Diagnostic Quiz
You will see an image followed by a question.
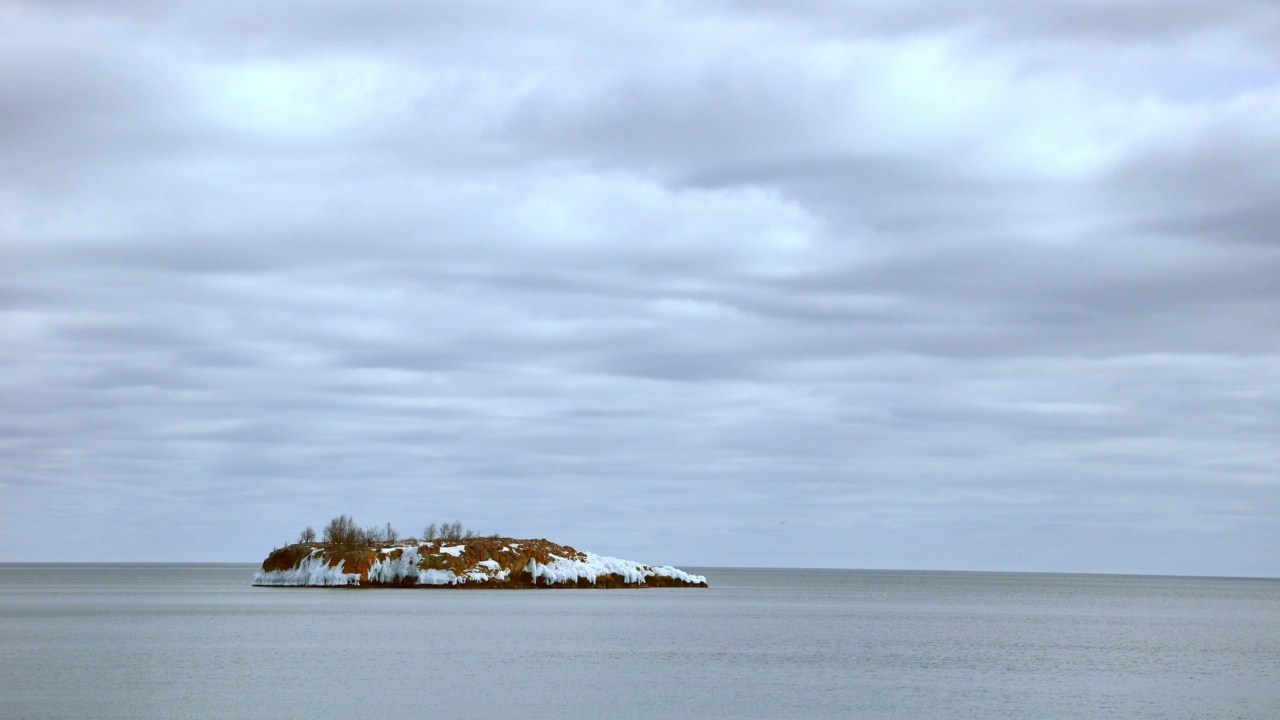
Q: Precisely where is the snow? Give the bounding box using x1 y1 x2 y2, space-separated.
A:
439 544 466 557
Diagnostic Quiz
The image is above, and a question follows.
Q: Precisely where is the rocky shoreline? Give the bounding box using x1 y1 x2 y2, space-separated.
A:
253 536 708 588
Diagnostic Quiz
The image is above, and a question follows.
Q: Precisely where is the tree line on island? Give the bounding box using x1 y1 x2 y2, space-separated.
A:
295 515 499 549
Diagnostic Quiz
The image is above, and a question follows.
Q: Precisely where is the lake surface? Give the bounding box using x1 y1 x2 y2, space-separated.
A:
2 565 1277 719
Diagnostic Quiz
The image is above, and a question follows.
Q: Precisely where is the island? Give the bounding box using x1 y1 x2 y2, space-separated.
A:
253 533 708 589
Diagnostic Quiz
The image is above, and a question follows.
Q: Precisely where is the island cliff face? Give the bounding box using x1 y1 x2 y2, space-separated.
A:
253 536 708 588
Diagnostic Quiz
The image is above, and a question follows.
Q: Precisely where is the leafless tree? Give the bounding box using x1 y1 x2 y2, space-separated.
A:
298 526 316 543
384 522 398 542
422 523 438 540
323 515 360 547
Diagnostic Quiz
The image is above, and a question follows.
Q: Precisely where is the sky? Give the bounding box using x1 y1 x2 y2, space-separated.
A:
2 1 1278 576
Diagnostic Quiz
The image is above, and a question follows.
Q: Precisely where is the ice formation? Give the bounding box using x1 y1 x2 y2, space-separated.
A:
250 552 362 586
524 553 706 586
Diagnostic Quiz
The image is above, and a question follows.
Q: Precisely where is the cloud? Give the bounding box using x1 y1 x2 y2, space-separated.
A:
1 0 1277 575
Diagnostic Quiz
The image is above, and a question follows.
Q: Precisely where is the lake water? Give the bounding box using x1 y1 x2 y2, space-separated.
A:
2 564 1277 719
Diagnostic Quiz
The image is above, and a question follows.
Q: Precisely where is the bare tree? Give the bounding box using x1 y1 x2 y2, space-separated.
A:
422 523 438 540
384 522 398 542
363 524 384 545
323 515 359 547
298 526 316 543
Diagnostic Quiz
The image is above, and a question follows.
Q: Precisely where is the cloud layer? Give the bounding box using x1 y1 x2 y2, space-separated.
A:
2 0 1278 574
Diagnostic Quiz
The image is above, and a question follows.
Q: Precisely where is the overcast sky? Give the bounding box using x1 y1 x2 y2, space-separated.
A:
2 1 1278 575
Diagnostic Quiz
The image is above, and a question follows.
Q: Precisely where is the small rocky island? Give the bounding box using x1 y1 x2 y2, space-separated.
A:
253 517 707 588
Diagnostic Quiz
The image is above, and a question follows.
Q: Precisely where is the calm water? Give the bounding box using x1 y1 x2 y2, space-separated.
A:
2 565 1277 719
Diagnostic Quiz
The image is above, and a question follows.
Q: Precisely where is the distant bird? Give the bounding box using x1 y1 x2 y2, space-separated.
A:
779 520 788 525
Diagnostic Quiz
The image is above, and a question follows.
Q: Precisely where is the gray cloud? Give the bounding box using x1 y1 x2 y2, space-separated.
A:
1 0 1277 576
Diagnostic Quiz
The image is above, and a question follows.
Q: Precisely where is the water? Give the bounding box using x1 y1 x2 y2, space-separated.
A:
2 565 1277 719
